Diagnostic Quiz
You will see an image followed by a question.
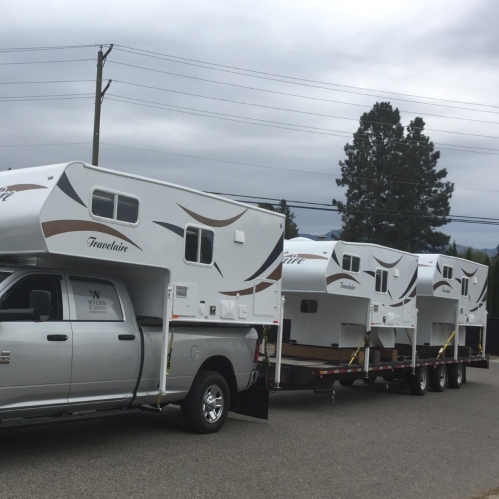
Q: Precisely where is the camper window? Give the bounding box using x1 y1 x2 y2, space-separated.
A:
342 254 360 273
70 277 123 321
300 300 318 313
92 190 139 224
443 265 453 279
375 269 388 293
185 226 214 265
461 277 469 297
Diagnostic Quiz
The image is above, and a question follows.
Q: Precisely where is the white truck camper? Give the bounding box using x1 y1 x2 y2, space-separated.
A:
396 254 488 351
0 161 284 433
257 238 489 397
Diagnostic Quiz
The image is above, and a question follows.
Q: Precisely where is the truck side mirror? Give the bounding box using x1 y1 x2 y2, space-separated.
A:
29 290 52 322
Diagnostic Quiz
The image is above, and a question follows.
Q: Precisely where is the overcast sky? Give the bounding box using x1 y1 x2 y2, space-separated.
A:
2 0 499 250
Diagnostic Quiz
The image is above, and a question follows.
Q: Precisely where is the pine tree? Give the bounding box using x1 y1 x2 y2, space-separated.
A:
334 102 454 252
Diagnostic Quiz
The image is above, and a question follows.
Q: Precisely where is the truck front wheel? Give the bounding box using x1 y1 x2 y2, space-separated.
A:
181 370 230 434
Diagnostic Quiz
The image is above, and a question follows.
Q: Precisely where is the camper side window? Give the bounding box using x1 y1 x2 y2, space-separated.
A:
375 269 388 293
300 300 318 313
92 190 139 224
342 254 360 273
185 226 214 265
443 265 453 279
461 277 469 297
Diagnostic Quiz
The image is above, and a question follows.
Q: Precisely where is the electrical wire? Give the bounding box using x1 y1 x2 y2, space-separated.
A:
0 44 107 53
114 46 499 112
112 82 499 139
0 59 95 66
106 95 499 155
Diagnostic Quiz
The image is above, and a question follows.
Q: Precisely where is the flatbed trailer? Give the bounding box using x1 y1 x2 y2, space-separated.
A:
258 351 489 396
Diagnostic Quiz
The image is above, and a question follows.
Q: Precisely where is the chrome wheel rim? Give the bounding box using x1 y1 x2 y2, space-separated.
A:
456 366 463 384
420 369 428 389
202 384 224 424
438 368 446 387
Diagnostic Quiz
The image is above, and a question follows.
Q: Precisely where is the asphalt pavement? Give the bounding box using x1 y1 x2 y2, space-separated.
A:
1 362 498 499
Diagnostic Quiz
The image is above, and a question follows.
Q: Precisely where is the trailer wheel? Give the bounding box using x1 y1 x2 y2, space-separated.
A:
448 363 464 389
362 376 377 384
409 366 429 396
181 370 229 434
339 379 355 387
429 364 447 392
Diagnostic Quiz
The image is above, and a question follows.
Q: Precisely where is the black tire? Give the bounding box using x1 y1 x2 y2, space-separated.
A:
409 366 429 396
448 363 464 389
339 379 355 387
383 375 395 382
362 376 377 384
429 364 448 392
181 370 230 434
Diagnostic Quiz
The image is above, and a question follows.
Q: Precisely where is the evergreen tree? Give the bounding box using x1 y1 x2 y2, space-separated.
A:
259 200 299 239
334 102 454 252
445 241 458 256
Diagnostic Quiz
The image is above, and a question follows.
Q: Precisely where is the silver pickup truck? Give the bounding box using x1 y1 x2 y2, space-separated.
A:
0 266 266 433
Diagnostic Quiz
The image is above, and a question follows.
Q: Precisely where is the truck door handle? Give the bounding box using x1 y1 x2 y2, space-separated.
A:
47 334 68 341
118 334 136 341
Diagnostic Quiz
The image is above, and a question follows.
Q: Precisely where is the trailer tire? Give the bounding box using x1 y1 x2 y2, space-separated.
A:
448 363 464 389
181 370 230 434
409 366 429 396
362 376 377 384
429 364 447 392
339 379 355 387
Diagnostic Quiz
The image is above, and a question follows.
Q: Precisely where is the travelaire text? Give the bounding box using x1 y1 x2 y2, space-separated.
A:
87 237 128 252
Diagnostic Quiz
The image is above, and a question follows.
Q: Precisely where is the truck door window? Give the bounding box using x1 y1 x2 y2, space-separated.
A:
0 274 63 320
70 277 124 321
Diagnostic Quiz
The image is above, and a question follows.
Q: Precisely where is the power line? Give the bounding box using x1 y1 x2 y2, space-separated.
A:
0 141 91 148
99 142 499 193
0 44 107 53
0 79 94 85
113 80 499 139
114 46 499 112
106 94 499 155
108 61 499 118
0 59 95 66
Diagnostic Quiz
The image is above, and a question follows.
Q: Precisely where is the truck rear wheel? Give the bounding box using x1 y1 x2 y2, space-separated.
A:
181 370 230 434
429 365 447 392
448 363 464 389
409 366 428 396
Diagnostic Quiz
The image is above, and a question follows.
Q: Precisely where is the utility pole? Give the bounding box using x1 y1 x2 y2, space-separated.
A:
92 44 113 166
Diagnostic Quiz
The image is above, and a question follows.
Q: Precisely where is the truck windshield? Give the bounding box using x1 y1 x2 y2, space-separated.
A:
0 271 13 285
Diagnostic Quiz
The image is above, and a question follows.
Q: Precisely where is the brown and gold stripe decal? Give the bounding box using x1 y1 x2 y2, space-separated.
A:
326 273 360 285
7 183 47 192
433 280 452 291
373 255 403 268
220 265 282 296
57 172 86 208
42 220 142 250
398 268 418 299
292 253 328 260
469 303 484 312
462 268 478 278
178 204 247 227
245 235 284 281
390 298 413 308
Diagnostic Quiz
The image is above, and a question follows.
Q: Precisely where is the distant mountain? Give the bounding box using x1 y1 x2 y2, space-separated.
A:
297 231 498 257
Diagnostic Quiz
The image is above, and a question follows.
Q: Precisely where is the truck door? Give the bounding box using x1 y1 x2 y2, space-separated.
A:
0 273 72 410
67 276 140 404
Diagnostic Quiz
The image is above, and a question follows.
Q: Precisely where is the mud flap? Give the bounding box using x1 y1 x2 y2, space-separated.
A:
235 387 269 420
